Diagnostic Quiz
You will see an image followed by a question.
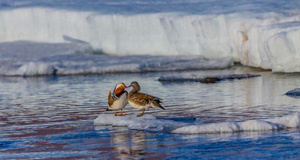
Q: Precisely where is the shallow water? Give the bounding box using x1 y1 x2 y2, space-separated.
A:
1 65 300 159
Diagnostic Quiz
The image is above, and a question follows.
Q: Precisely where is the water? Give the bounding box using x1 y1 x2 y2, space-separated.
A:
1 65 300 159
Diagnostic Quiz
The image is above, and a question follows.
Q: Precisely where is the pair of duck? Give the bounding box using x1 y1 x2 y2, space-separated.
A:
107 81 165 117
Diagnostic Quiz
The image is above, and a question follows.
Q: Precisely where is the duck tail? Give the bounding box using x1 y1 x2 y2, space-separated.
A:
150 100 165 110
107 91 113 111
108 91 112 101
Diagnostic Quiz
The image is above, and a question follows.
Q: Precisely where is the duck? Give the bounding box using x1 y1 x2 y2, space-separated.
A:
107 83 128 116
128 81 165 117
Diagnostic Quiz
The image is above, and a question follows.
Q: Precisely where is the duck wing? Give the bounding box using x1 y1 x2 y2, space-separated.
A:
131 93 165 110
129 93 148 105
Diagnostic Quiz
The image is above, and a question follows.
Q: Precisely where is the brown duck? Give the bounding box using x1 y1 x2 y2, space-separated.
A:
107 83 128 116
128 81 165 117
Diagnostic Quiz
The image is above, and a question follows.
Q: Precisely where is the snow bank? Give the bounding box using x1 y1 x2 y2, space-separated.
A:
94 113 300 134
1 2 300 72
1 1 300 72
247 21 300 72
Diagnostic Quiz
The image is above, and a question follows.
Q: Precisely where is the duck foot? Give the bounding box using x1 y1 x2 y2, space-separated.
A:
137 109 145 117
114 109 120 116
120 109 126 116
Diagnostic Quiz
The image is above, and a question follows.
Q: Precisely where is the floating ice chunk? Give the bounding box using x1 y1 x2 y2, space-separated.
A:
158 74 260 83
239 120 283 132
171 122 240 134
285 88 300 97
94 113 299 134
171 120 283 134
266 113 300 128
94 114 183 132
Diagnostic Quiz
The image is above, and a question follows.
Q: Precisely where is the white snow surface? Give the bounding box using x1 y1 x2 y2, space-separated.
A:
0 1 300 72
0 41 233 76
94 113 300 134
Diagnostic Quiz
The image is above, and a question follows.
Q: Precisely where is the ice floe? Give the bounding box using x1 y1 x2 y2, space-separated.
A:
265 113 300 128
0 41 233 76
94 113 300 134
158 74 261 83
94 114 183 132
94 114 156 127
172 120 283 134
284 88 300 97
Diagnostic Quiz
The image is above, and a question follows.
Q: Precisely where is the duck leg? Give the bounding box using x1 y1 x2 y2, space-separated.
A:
114 109 120 116
120 109 126 116
137 109 145 117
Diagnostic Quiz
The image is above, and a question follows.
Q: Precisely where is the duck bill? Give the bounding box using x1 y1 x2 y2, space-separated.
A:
124 85 130 88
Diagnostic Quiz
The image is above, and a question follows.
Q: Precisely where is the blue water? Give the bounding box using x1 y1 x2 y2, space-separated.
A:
1 65 300 159
2 0 299 15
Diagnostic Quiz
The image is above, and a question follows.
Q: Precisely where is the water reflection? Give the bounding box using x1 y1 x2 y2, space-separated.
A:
111 131 147 159
179 130 281 142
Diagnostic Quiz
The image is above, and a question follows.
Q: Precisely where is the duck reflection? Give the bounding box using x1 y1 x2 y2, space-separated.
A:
111 130 149 159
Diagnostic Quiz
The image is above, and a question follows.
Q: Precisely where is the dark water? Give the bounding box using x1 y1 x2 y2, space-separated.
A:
1 65 300 159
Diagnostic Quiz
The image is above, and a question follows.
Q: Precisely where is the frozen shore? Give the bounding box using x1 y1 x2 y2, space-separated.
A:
1 1 300 72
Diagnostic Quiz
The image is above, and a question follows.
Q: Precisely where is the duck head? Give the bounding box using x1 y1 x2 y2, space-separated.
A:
129 81 141 92
113 83 128 96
